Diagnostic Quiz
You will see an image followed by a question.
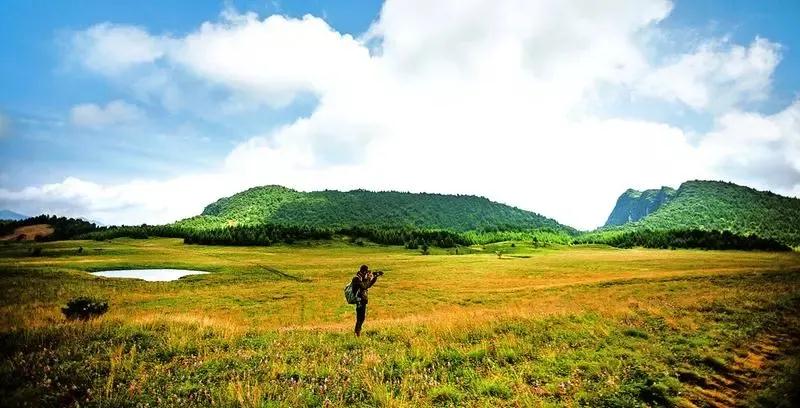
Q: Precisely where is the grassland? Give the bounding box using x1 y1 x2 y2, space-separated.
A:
0 224 54 241
1 238 799 407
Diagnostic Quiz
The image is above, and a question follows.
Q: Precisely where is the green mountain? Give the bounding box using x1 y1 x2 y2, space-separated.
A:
607 180 800 246
605 187 676 227
178 185 575 233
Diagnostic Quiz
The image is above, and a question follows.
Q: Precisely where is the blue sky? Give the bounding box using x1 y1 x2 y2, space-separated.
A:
0 0 382 187
0 0 798 229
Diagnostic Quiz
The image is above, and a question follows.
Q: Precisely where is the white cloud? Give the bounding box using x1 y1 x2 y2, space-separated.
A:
70 100 144 128
699 100 800 189
70 23 167 75
3 0 796 229
173 13 373 107
637 37 781 111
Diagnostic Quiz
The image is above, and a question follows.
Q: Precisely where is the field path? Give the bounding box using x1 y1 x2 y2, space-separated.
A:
685 329 798 407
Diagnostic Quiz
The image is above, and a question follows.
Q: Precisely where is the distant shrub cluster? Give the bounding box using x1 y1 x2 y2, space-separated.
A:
75 225 185 241
61 296 109 321
340 226 469 248
182 224 333 246
463 229 574 245
576 229 790 251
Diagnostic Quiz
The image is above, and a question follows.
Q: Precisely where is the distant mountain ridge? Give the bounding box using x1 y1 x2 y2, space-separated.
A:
605 187 676 227
605 180 800 246
178 185 576 233
0 210 29 221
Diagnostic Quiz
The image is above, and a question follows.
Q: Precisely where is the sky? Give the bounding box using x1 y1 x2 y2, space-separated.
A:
0 0 798 230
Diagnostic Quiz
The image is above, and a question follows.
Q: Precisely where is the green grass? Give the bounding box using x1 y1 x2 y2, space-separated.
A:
1 238 799 407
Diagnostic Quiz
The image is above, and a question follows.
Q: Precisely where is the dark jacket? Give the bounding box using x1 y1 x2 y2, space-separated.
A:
351 273 378 304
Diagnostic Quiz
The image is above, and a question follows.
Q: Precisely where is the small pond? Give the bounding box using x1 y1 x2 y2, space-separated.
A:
91 269 209 282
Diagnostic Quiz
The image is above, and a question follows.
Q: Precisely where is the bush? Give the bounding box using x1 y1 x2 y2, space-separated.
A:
478 380 512 399
421 243 430 255
61 296 109 321
429 385 462 406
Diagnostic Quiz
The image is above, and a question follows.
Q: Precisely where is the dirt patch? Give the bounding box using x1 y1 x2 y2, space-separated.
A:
0 224 54 241
681 332 797 408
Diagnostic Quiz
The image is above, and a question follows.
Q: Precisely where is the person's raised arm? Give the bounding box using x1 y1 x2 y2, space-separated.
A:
365 272 379 288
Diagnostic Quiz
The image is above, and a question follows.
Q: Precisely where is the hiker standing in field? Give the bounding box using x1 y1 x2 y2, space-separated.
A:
349 264 382 337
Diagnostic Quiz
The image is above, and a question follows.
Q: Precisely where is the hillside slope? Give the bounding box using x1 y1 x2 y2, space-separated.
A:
179 185 575 233
0 215 97 241
605 187 676 227
0 210 29 221
612 181 800 246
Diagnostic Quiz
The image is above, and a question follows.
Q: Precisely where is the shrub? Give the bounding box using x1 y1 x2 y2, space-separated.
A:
429 385 462 406
623 328 649 339
61 296 109 321
478 380 512 399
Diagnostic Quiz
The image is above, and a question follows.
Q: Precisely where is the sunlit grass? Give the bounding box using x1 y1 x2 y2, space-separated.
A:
1 238 799 406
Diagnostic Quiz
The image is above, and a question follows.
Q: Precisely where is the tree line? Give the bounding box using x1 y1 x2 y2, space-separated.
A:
6 214 793 252
76 223 471 248
575 228 790 251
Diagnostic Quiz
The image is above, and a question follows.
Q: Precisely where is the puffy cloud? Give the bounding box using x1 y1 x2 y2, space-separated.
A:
637 37 781 111
699 100 800 190
70 23 167 75
70 100 144 128
172 13 373 107
0 176 235 225
68 12 373 110
4 0 796 229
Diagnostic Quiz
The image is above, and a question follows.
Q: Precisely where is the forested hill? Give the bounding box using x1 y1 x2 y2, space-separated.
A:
604 187 676 227
610 180 800 246
178 185 576 233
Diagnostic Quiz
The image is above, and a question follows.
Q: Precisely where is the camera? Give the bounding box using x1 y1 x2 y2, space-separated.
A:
373 270 384 276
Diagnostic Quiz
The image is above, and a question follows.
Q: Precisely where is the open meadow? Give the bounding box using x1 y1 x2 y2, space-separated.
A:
1 238 799 407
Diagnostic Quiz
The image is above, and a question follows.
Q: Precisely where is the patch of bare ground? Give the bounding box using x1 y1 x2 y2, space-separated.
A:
680 330 799 408
0 224 54 241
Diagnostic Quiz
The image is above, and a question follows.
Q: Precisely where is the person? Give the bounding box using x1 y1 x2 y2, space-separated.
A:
352 264 382 336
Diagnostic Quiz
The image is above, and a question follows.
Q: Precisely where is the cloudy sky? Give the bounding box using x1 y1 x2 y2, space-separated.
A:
0 0 798 229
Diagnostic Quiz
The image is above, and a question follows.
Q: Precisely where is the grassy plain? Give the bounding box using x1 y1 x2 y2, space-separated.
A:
1 238 799 407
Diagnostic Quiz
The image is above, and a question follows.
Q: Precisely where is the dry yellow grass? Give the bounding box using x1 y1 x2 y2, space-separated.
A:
1 238 799 406
0 223 54 241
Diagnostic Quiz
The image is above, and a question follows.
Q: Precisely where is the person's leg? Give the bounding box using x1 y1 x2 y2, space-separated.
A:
355 303 366 336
